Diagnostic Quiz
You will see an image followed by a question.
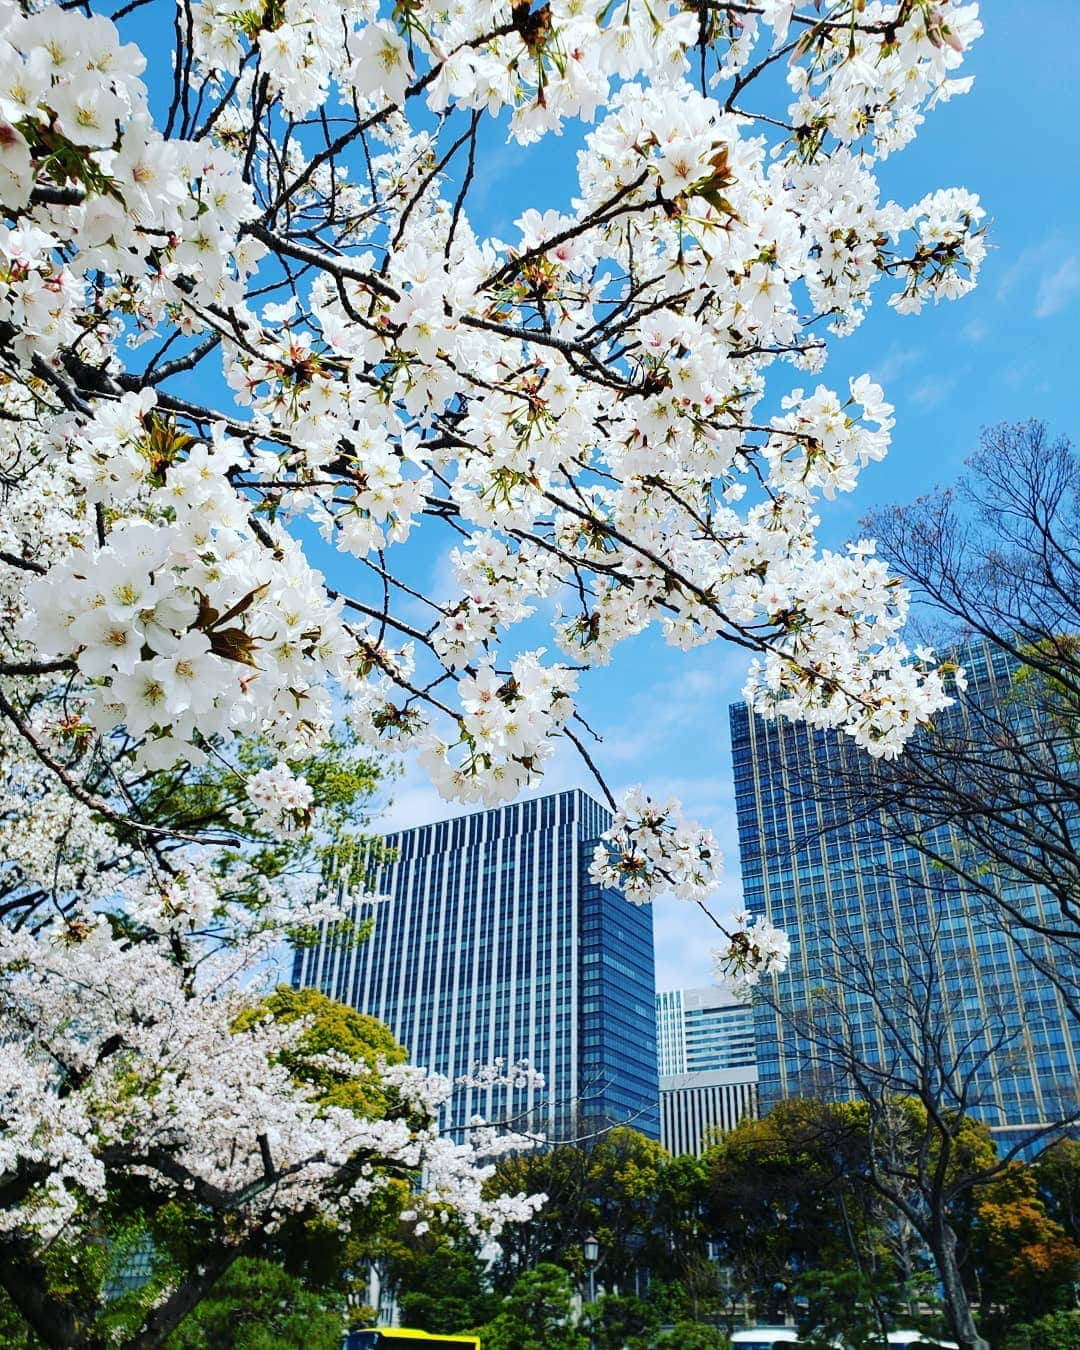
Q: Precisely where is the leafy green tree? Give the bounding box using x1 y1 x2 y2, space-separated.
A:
396 1245 499 1333
504 1262 582 1333
487 1127 692 1295
232 985 407 1118
1036 1141 1080 1247
650 1321 728 1348
116 722 391 921
793 1267 939 1350
471 1264 587 1350
705 1098 876 1321
162 1258 343 1349
653 1151 713 1276
588 1128 670 1287
644 1277 694 1328
586 1291 659 1349
1004 1310 1080 1350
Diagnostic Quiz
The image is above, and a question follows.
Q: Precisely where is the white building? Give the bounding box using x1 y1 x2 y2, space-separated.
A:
656 984 758 1155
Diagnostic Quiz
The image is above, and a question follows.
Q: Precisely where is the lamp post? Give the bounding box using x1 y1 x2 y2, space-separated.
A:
583 1233 599 1349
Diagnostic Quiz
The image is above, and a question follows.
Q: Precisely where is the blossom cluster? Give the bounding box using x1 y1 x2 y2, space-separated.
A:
591 787 723 904
418 651 580 806
714 911 793 1002
0 0 258 358
244 761 317 838
20 398 350 771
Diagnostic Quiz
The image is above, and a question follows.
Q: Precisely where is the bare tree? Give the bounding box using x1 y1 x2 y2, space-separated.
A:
764 905 1080 1350
857 421 1080 958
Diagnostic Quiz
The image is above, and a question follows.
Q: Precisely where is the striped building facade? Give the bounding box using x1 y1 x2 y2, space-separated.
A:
659 1071 759 1157
656 985 759 1156
293 788 660 1137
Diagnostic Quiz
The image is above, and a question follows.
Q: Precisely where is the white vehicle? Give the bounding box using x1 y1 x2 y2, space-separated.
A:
730 1329 802 1350
886 1334 959 1350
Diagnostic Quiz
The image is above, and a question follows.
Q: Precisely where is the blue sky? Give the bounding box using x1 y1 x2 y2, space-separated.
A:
373 3 1080 991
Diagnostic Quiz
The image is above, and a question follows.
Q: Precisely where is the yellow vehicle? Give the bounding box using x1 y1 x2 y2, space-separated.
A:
345 1332 480 1350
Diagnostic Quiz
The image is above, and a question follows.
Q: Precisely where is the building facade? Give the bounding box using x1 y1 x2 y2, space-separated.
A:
730 640 1079 1148
656 985 759 1155
293 788 660 1137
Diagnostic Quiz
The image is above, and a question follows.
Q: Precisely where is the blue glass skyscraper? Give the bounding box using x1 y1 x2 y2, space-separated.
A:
730 640 1079 1148
293 788 660 1137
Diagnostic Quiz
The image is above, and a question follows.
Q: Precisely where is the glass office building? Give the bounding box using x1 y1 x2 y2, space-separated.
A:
656 984 759 1155
293 788 660 1137
730 640 1079 1148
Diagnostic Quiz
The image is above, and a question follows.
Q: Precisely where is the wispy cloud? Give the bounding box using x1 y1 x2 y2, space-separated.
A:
994 236 1080 321
1034 255 1080 319
870 343 922 387
600 651 747 767
910 373 958 410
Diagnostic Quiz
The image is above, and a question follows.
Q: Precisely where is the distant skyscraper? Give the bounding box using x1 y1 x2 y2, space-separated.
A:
656 985 759 1156
293 788 660 1137
730 640 1079 1147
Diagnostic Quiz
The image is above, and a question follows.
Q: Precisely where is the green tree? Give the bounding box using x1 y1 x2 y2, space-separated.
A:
163 1258 343 1350
487 1127 685 1295
396 1244 499 1333
651 1322 729 1348
1004 1310 1080 1350
705 1098 886 1325
471 1264 588 1350
1036 1141 1080 1247
586 1291 660 1349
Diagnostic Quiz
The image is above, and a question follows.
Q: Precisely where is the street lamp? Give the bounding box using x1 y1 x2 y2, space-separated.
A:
583 1235 599 1350
583 1233 599 1297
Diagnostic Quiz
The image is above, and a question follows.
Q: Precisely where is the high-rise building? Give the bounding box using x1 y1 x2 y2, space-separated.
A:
655 985 759 1156
730 640 1079 1148
293 788 660 1138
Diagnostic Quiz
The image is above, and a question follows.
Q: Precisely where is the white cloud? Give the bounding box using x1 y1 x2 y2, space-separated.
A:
1034 255 1080 319
910 373 957 409
653 898 727 992
870 343 922 386
600 650 748 766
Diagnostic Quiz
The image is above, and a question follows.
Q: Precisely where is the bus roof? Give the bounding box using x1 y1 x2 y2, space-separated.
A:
347 1332 480 1347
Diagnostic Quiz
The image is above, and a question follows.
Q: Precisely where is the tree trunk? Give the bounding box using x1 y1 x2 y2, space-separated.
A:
126 1244 247 1348
928 1219 989 1350
0 1243 106 1349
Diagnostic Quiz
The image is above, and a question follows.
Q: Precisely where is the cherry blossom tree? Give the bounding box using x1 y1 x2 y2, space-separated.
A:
0 0 988 1337
0 721 544 1345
